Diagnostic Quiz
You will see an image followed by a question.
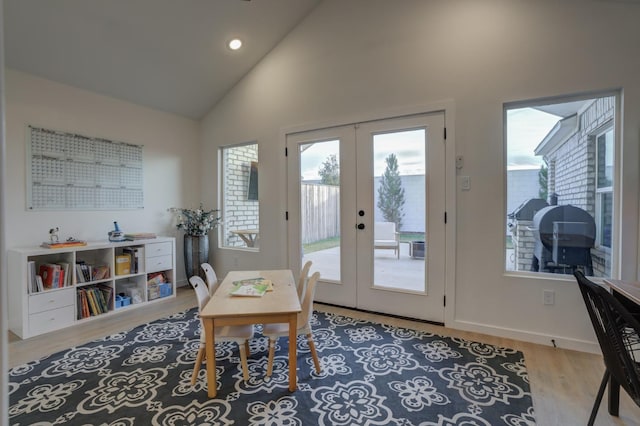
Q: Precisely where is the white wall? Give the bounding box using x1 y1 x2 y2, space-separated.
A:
1 1 9 423
200 0 640 351
5 70 201 284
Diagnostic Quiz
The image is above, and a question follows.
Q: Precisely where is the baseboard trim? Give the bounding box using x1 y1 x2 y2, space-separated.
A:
449 319 600 354
314 302 445 327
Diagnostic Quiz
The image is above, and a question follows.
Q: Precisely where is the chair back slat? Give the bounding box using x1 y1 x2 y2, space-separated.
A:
574 271 640 405
298 272 320 326
200 263 219 296
297 260 313 301
189 275 211 312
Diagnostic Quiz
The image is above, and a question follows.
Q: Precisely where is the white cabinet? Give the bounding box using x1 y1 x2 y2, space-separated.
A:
8 237 176 339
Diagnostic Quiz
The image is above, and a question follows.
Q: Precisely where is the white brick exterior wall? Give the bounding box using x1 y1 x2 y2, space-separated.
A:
222 144 258 248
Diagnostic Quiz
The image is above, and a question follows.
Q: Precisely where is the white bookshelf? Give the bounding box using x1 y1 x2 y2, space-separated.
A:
8 237 175 339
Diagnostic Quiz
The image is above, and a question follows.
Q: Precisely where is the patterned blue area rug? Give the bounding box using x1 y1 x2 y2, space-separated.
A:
9 308 536 425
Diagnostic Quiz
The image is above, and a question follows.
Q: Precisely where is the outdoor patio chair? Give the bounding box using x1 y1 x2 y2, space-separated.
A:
374 221 399 258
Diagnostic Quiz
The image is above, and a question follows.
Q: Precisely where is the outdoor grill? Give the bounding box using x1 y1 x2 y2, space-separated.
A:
508 198 549 222
531 204 595 274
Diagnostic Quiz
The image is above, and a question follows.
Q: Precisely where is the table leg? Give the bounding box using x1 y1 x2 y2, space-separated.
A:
608 374 620 416
203 318 217 398
288 313 297 392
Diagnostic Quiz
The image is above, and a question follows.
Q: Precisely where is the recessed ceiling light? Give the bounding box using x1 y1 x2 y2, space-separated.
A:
228 39 242 50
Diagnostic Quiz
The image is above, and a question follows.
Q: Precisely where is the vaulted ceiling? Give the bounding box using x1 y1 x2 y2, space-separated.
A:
4 0 321 119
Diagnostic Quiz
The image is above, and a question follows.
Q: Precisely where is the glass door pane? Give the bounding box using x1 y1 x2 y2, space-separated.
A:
372 130 426 292
300 140 341 282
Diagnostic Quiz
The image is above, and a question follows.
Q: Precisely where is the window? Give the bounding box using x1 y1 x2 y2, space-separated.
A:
505 94 617 278
220 143 259 249
595 128 613 249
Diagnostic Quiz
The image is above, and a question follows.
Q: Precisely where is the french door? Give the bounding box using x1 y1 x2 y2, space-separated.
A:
286 113 446 322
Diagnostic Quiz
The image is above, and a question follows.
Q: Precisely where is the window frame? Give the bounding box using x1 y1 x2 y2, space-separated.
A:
595 126 614 250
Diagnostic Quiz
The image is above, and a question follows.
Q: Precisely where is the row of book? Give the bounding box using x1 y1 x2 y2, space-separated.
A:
77 285 113 319
27 260 112 293
75 261 110 283
28 261 73 293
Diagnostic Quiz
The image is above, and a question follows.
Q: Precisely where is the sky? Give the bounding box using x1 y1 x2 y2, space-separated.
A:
299 109 560 180
506 108 560 170
299 129 426 181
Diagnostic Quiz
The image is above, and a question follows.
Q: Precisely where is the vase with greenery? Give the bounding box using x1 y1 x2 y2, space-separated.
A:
169 204 221 281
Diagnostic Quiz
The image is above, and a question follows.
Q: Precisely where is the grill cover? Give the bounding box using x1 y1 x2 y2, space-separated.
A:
531 205 595 273
532 205 595 252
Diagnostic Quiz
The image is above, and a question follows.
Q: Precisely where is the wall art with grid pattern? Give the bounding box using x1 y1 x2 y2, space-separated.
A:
27 125 144 210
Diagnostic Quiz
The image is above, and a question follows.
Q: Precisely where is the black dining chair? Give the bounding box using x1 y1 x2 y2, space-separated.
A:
573 270 640 426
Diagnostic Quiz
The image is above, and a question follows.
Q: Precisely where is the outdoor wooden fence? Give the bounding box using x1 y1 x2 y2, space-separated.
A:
301 183 340 243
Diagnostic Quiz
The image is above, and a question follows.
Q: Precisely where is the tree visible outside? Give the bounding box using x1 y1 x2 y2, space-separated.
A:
538 164 548 201
377 153 405 229
318 154 340 185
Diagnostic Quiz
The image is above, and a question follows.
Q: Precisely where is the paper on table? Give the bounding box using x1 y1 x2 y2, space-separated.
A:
230 278 273 296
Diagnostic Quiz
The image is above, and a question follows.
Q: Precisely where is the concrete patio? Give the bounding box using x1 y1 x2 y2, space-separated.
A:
303 242 426 292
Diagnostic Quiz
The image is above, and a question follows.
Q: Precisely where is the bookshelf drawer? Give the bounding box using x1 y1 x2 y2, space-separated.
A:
145 242 172 258
145 255 172 273
29 288 74 313
29 306 75 335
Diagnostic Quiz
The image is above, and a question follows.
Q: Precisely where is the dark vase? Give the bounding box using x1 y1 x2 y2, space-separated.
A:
184 234 209 281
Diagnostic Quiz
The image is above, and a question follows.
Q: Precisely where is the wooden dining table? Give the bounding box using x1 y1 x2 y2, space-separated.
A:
200 269 301 398
602 279 640 416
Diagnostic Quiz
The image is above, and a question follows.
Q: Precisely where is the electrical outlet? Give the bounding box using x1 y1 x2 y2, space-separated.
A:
543 289 555 305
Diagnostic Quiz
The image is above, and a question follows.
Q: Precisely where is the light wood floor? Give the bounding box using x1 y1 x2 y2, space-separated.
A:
8 286 640 426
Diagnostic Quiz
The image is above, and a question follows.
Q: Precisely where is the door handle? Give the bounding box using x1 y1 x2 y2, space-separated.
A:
357 223 365 230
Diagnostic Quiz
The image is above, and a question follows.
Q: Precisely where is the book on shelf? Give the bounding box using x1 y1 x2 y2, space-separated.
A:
75 263 85 283
122 247 143 274
124 232 156 241
229 277 272 297
27 261 37 293
92 265 110 281
59 262 71 286
115 254 131 275
40 240 87 249
147 271 168 286
97 284 113 310
35 275 44 292
39 263 61 289
75 261 93 283
86 288 98 315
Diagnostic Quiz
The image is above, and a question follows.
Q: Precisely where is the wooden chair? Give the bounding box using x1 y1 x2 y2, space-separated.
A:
374 221 399 258
297 260 313 301
188 275 254 385
263 271 321 377
573 271 640 425
200 262 219 296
